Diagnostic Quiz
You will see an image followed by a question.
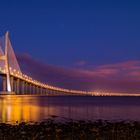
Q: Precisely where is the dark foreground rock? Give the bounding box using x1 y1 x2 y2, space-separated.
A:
0 119 140 140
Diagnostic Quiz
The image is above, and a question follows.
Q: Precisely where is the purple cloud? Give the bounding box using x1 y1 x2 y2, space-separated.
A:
17 53 140 93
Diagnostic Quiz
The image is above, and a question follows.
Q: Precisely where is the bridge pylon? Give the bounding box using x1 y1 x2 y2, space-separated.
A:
0 32 12 92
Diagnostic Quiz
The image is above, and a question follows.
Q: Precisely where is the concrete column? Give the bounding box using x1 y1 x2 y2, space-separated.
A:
36 86 39 94
38 87 40 94
46 89 49 94
16 79 20 94
42 88 43 94
37 86 39 94
35 86 37 94
51 90 53 94
43 88 45 94
45 89 47 94
47 89 50 94
34 86 36 94
29 84 31 94
36 86 38 94
48 89 50 94
32 85 34 94
29 84 32 94
40 88 42 94
3 76 6 91
56 90 58 95
44 89 46 94
14 80 17 93
10 76 14 92
22 81 25 94
24 82 26 94
24 82 27 94
54 90 56 95
49 90 51 95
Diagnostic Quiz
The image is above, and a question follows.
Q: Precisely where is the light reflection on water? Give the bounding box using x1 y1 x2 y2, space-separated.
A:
0 95 140 124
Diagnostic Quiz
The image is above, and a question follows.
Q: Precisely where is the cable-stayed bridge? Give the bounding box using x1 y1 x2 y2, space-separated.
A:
0 32 94 95
0 32 140 96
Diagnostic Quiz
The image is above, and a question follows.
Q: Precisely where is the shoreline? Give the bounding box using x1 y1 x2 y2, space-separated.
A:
0 119 140 139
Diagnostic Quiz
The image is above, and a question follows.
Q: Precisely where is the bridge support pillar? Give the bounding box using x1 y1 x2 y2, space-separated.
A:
38 87 40 94
10 76 14 91
44 88 46 94
13 80 17 93
31 84 33 94
48 89 51 94
46 89 47 94
22 81 25 94
35 86 37 94
29 84 32 94
40 87 42 94
24 82 26 94
40 87 43 94
25 82 28 94
16 79 20 94
46 89 49 94
37 86 39 94
2 76 6 91
32 85 34 94
43 88 45 94
44 89 46 94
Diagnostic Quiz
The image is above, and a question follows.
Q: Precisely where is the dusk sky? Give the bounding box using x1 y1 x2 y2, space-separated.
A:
0 0 140 92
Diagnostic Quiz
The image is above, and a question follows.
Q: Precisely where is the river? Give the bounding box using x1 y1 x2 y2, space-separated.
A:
0 95 140 124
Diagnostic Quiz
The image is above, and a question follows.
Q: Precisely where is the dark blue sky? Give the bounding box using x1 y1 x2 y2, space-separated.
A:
0 0 140 67
1 0 140 92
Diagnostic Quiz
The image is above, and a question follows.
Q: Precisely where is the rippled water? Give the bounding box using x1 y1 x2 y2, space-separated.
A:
0 95 140 124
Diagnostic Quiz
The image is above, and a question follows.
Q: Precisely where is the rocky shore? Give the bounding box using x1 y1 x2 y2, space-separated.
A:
0 119 140 140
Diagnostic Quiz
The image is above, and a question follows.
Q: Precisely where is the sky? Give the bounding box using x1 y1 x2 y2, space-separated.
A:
0 0 140 92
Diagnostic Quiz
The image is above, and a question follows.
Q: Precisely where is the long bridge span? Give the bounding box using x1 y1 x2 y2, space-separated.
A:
0 32 93 95
0 32 140 96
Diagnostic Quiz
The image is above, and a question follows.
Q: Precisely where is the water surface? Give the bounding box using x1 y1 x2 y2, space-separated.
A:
0 95 140 124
